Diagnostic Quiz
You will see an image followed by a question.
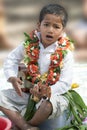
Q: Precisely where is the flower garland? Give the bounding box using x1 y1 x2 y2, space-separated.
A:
23 30 73 86
23 30 76 122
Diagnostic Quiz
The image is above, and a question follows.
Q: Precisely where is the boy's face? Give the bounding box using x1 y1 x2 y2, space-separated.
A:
38 14 64 47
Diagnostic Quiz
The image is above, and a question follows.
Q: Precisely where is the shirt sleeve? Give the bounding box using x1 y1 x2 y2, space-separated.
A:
50 50 74 96
3 42 25 80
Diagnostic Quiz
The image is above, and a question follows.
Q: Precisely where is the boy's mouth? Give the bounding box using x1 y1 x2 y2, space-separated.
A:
46 35 53 40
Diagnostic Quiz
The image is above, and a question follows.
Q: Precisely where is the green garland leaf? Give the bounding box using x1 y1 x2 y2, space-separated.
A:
62 50 67 57
24 32 31 41
24 55 31 64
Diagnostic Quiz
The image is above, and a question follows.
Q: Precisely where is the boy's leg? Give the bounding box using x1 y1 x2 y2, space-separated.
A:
0 100 53 129
29 100 53 126
0 106 39 130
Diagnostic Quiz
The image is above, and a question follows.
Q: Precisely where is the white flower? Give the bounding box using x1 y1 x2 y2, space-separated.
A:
32 52 35 56
31 47 34 50
53 60 57 64
62 41 66 46
53 78 55 81
34 34 37 38
57 54 59 58
53 73 57 76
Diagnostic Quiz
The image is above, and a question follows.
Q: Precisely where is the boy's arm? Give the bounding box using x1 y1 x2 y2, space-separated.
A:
3 42 25 96
50 50 74 96
3 42 24 81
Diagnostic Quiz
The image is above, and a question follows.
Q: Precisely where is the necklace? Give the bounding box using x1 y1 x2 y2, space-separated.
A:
24 30 72 85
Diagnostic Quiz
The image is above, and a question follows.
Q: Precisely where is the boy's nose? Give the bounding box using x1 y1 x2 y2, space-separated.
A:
48 26 54 33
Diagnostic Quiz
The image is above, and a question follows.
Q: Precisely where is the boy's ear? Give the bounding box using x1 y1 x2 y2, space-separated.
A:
37 22 41 31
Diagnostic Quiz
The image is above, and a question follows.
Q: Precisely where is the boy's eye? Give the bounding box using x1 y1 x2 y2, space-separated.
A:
54 25 60 29
44 23 49 27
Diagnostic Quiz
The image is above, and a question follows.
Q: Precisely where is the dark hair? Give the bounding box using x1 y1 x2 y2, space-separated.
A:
39 4 68 27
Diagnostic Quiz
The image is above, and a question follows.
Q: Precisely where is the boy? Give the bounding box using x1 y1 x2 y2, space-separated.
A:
0 4 73 130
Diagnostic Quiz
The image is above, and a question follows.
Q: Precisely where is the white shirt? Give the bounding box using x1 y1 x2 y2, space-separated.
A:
4 33 74 96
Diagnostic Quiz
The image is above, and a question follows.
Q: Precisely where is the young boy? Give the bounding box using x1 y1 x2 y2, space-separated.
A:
0 4 73 130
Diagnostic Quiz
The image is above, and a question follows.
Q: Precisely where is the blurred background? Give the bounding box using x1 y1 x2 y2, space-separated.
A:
0 0 87 110
0 0 87 67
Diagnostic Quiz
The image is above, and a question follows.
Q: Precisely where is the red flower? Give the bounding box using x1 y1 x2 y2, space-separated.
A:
51 55 58 61
50 51 63 67
27 43 39 52
58 37 65 44
28 64 39 76
47 72 60 85
47 70 54 80
58 37 70 50
27 46 39 61
32 48 39 58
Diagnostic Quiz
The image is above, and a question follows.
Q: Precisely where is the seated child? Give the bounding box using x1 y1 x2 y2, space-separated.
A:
0 4 74 130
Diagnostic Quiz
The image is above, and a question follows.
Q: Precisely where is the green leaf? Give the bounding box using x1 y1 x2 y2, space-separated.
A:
63 92 82 124
56 124 87 130
24 55 31 64
75 104 84 117
24 42 30 48
27 76 31 80
24 32 31 40
30 37 38 43
69 90 87 110
24 95 36 121
62 50 67 57
55 124 76 130
66 105 72 120
69 39 74 44
79 124 87 130
54 67 60 73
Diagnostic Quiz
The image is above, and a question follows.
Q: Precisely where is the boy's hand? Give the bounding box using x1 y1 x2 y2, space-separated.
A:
38 82 51 99
8 77 23 96
30 84 41 100
30 82 51 100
